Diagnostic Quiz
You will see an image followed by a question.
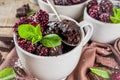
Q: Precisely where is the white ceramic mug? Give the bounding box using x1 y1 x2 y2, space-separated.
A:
14 14 93 80
38 0 87 21
83 1 120 43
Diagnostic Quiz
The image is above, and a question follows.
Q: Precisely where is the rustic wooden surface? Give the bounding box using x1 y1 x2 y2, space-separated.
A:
0 0 39 36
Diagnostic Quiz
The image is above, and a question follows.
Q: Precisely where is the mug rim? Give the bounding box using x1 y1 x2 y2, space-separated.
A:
38 0 87 7
14 13 84 59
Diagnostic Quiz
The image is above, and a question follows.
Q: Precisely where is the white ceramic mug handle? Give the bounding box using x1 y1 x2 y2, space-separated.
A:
78 21 93 46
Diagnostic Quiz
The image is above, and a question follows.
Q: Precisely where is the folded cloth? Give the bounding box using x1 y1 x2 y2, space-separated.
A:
1 39 120 80
67 39 120 80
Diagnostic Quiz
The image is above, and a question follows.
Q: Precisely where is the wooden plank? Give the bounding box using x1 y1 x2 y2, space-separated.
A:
0 0 39 27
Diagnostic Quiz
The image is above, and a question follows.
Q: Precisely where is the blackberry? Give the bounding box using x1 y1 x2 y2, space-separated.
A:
48 45 63 56
18 38 37 53
54 0 72 5
87 0 98 10
99 13 111 23
29 10 49 29
100 0 113 13
13 17 32 32
88 5 102 19
35 44 63 56
35 44 49 56
111 72 120 80
29 21 38 27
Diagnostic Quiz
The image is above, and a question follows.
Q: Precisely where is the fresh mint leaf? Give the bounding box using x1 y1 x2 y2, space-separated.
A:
110 7 120 23
113 7 118 17
31 24 42 44
35 24 42 39
41 34 62 47
90 68 110 79
116 9 120 18
18 24 35 40
110 16 120 23
0 68 16 80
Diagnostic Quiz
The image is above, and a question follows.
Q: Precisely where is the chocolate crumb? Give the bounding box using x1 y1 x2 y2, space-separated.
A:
16 4 30 18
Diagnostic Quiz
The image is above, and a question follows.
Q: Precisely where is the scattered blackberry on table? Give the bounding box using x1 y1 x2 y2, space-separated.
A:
88 5 102 19
18 38 37 53
111 72 120 80
87 0 98 10
100 0 113 13
99 13 111 23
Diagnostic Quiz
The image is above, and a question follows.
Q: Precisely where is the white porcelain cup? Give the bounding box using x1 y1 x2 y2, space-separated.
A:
14 14 93 80
38 0 87 21
84 1 120 43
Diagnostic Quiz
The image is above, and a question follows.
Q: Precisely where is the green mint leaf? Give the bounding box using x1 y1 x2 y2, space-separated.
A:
31 24 42 44
35 24 42 39
0 68 16 80
41 34 62 48
32 36 41 44
116 8 120 18
113 7 118 17
18 24 35 40
110 16 120 23
90 68 110 79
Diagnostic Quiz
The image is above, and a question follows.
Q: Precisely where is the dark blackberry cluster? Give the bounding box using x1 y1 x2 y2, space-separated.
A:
111 72 120 80
18 38 37 53
29 10 49 29
35 44 63 56
53 0 86 5
88 5 102 19
99 13 111 23
87 0 113 23
35 44 48 56
14 9 49 33
87 0 98 10
100 0 113 13
13 17 32 32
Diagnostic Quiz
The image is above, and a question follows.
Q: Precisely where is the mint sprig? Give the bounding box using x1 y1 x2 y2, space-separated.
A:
90 68 110 79
0 68 16 80
41 34 62 47
18 24 62 48
110 7 120 23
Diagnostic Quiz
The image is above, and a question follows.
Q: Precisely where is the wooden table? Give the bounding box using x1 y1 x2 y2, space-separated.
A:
0 0 39 36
